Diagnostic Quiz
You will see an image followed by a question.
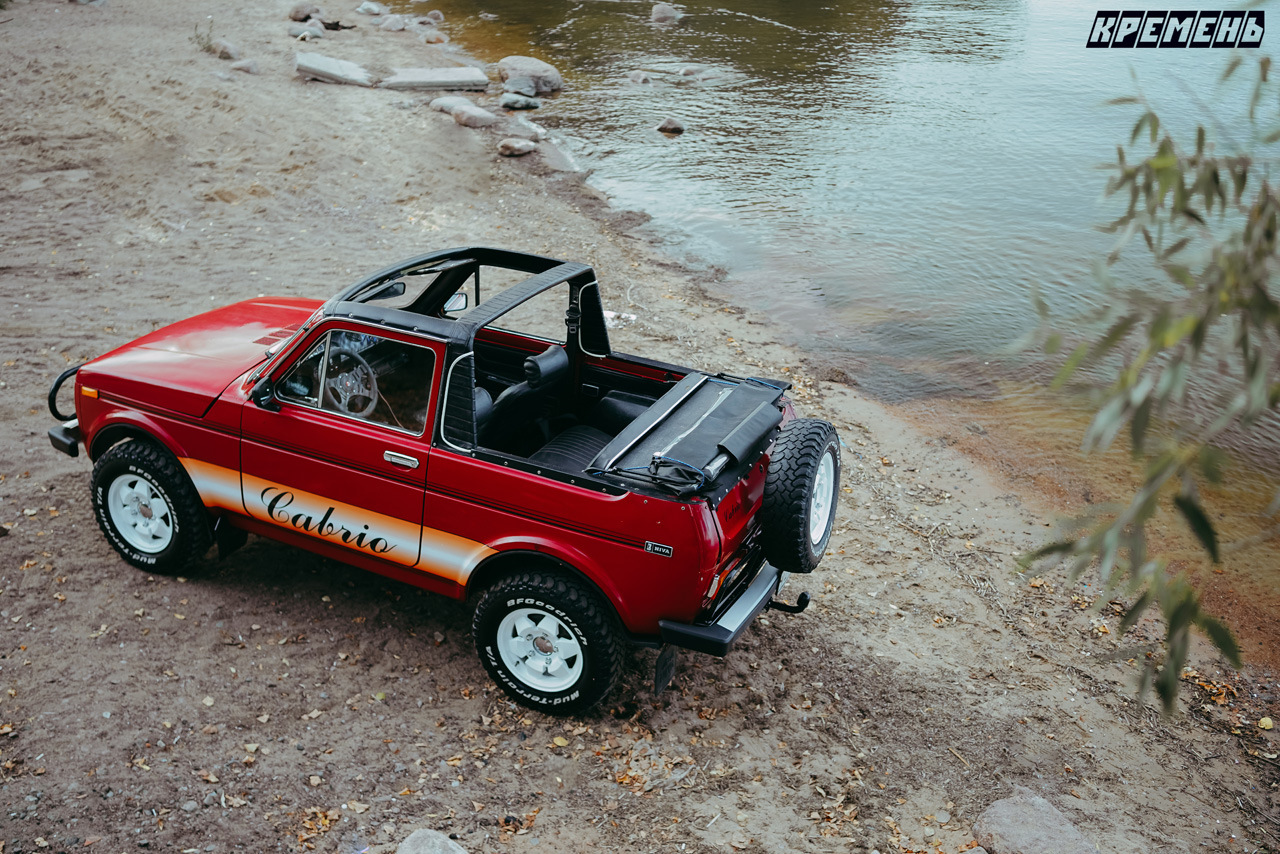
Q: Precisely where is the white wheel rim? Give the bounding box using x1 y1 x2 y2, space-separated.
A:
106 473 174 554
496 607 584 694
809 448 836 546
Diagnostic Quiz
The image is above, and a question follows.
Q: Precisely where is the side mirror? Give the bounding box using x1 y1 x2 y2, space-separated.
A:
250 377 281 412
369 280 406 301
444 292 469 313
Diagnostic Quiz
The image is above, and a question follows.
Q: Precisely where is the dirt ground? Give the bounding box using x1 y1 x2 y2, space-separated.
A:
0 1 1276 852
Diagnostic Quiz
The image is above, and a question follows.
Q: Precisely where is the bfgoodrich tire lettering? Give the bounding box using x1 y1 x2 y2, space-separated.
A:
759 418 841 573
91 440 211 574
472 571 623 715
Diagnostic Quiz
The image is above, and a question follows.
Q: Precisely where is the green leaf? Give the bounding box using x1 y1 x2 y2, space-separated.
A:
1195 614 1242 667
1051 343 1090 390
1130 397 1152 455
1118 590 1153 635
1173 494 1220 563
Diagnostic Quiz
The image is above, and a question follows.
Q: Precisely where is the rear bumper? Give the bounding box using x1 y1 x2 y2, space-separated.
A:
658 561 792 656
48 420 81 458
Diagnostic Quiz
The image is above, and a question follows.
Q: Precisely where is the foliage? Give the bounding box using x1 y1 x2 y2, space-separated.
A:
1028 56 1279 714
190 18 216 54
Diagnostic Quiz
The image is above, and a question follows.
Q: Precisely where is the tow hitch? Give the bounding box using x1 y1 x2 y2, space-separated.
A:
767 591 811 614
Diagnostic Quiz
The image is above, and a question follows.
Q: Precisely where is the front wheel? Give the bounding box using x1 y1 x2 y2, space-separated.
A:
472 571 623 715
91 440 211 574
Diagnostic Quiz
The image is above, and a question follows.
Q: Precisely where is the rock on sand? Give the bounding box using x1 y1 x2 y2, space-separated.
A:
452 104 499 128
396 828 468 854
497 56 562 94
289 3 320 21
498 138 537 157
973 787 1101 854
295 52 375 87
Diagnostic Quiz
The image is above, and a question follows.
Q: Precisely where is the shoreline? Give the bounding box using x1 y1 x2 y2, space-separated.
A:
0 1 1274 852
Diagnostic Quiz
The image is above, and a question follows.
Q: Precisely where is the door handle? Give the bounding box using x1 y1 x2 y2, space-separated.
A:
383 450 420 469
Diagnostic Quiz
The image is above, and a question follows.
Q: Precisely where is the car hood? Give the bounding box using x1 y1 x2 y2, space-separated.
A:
79 298 322 418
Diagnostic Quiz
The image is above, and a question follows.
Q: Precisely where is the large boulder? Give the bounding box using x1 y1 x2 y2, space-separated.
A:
396 829 467 854
973 788 1101 854
497 55 562 94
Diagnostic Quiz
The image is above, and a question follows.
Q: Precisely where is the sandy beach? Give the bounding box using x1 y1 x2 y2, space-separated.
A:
0 1 1275 851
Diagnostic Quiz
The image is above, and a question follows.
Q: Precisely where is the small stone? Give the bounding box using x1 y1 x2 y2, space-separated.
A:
499 93 540 110
651 2 681 23
380 14 407 31
288 2 320 21
502 75 537 98
356 0 387 14
974 787 1101 854
497 56 562 94
230 59 258 74
627 70 651 84
181 801 198 813
419 27 449 44
452 104 499 128
202 791 217 806
430 95 473 113
656 117 685 134
936 809 951 824
288 23 324 39
395 829 467 854
923 828 935 838
425 9 444 23
212 39 241 60
498 138 537 157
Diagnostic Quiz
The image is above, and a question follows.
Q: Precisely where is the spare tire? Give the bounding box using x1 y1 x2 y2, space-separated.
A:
759 418 840 573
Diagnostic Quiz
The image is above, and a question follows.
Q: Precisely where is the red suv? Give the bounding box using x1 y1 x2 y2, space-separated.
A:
48 248 840 713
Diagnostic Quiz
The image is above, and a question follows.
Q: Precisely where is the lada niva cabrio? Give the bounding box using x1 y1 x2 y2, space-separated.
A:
48 248 840 713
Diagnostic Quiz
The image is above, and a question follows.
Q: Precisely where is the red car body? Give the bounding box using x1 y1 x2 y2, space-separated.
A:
49 248 837 712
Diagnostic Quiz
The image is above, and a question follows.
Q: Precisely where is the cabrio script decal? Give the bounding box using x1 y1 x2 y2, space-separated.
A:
260 486 393 555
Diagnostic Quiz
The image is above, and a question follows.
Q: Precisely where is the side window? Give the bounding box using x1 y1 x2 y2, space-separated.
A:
278 336 327 407
277 329 436 435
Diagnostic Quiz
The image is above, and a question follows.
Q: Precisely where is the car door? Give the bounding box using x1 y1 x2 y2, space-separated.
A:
240 322 442 577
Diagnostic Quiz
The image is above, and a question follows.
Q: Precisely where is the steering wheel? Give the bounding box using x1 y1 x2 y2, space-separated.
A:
323 348 379 418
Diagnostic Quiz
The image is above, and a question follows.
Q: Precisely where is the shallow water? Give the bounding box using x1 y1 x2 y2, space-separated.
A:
404 1 1269 391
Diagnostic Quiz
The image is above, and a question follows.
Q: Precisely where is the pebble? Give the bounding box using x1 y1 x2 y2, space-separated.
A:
212 39 241 61
230 59 259 74
936 809 951 824
656 117 685 134
652 3 681 23
425 9 444 23
627 70 651 84
181 800 198 813
287 23 324 39
498 138 537 157
500 93 540 110
452 104 499 128
288 2 320 21
356 0 387 14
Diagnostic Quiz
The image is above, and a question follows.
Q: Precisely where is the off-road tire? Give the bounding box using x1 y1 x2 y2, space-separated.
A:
760 418 840 573
472 571 623 715
91 440 211 575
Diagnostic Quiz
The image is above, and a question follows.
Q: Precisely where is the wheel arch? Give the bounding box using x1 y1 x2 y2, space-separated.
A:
466 546 630 632
88 413 186 462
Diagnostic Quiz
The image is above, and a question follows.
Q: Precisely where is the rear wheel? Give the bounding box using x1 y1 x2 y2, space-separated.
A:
760 418 841 573
91 440 211 574
472 571 622 714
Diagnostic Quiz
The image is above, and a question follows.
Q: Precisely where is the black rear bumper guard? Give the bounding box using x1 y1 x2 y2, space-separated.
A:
658 561 809 657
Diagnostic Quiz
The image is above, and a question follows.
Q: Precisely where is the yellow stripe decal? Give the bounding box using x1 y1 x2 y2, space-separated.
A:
179 458 492 584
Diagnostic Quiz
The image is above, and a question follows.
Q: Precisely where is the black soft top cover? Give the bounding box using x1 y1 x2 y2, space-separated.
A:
591 373 785 497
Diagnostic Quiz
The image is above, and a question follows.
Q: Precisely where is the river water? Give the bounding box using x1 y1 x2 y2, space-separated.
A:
400 0 1273 402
